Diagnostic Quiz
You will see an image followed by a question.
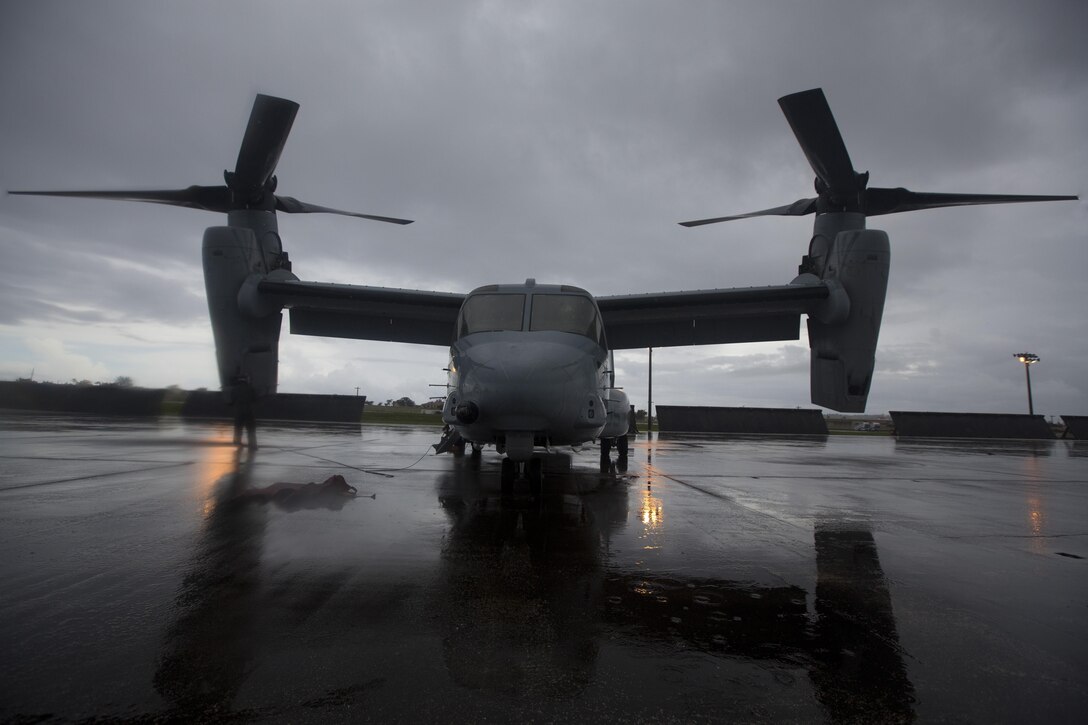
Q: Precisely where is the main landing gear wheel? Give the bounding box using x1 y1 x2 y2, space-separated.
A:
601 436 629 476
527 458 543 498
500 458 516 496
599 437 612 473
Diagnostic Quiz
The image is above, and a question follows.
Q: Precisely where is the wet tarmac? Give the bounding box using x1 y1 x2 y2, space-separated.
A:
1 414 1086 723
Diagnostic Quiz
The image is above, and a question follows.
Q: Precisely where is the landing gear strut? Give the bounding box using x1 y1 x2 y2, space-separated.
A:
500 457 545 498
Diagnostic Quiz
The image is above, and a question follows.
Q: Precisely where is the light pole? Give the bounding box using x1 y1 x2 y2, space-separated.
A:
647 347 653 436
1013 352 1039 415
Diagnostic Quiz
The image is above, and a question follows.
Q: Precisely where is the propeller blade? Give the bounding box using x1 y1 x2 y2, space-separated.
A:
8 185 232 212
864 187 1079 216
778 88 861 200
274 195 414 224
10 95 419 226
232 94 300 193
679 198 817 227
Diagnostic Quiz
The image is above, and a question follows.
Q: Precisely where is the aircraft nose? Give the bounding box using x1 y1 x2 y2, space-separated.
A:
467 337 592 386
454 338 600 431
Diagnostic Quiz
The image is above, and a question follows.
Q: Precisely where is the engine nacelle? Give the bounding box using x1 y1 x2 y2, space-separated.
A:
807 228 890 412
202 225 287 397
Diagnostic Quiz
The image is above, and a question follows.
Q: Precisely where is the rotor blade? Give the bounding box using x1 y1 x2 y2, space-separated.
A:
232 94 300 193
778 88 860 198
864 187 1079 216
8 185 232 212
274 195 414 224
679 198 817 227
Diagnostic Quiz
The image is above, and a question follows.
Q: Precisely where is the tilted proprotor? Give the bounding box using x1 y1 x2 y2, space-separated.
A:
12 95 413 399
681 88 1074 411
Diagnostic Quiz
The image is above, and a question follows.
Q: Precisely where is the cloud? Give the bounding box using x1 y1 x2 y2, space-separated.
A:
1 0 1084 416
2 337 111 384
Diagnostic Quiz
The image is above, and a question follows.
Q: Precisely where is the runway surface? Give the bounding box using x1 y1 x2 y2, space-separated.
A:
1 414 1086 723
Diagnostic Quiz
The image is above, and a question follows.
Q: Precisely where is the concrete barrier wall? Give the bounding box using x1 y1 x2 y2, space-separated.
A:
656 405 828 434
1 382 366 423
0 381 166 416
180 391 366 423
1060 416 1088 440
889 411 1054 439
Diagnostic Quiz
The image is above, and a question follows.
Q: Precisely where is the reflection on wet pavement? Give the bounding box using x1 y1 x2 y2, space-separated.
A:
0 417 1085 722
155 450 264 717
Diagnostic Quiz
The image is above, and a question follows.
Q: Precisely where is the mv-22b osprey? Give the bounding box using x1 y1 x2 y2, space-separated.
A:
13 89 1075 492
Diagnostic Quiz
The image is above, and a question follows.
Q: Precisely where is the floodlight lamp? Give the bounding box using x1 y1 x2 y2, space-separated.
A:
1014 352 1039 365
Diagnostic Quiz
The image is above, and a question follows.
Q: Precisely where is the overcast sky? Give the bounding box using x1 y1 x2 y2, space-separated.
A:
1 0 1085 417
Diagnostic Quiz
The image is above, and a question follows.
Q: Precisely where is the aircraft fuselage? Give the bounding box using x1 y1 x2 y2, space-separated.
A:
441 281 628 460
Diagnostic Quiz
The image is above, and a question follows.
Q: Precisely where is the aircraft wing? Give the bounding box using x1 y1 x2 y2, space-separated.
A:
261 279 831 349
258 279 464 346
596 283 829 349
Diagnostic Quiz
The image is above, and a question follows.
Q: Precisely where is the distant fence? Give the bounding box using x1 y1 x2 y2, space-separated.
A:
889 411 1054 440
655 405 828 434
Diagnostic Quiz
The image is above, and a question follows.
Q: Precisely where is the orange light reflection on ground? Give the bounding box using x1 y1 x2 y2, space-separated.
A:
194 424 238 519
640 488 664 529
1023 456 1047 554
638 460 665 553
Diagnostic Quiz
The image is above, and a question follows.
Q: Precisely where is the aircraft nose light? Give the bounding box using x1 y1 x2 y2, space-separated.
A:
455 401 480 425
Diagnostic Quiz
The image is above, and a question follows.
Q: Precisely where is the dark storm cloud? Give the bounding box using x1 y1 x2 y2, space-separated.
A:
0 224 205 325
1 0 1084 412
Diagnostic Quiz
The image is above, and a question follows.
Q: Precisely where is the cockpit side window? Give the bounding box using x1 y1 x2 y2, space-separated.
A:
456 294 526 338
529 294 604 345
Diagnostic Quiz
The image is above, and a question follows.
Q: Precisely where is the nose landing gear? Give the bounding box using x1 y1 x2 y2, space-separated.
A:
500 457 544 497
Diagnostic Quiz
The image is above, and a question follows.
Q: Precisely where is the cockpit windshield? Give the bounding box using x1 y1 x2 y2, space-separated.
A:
529 294 604 345
456 290 605 346
456 294 525 337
